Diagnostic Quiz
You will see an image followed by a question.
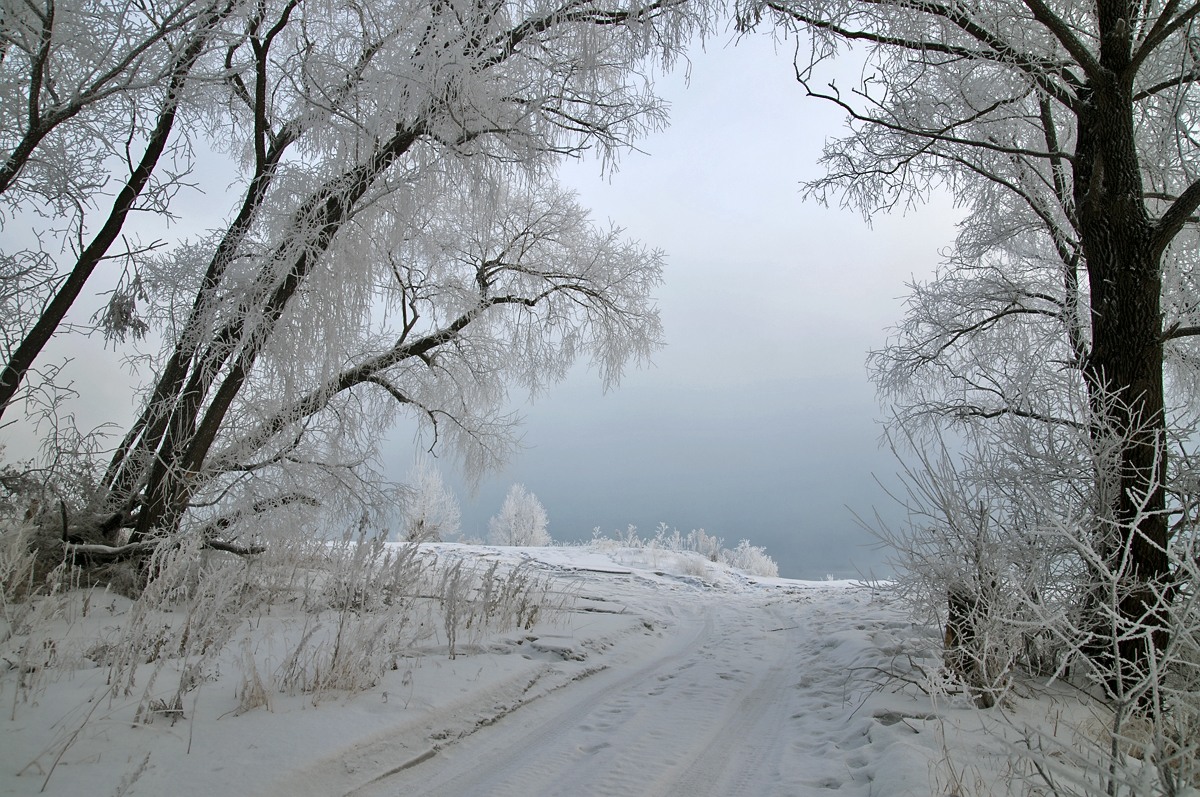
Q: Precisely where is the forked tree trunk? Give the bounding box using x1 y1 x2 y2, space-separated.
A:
124 126 423 540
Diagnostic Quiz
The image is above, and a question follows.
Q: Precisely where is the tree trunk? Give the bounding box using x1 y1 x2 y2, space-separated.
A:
125 126 422 539
1074 31 1170 692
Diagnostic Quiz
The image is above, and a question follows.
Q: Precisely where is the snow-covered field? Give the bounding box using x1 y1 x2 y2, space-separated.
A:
0 540 1122 796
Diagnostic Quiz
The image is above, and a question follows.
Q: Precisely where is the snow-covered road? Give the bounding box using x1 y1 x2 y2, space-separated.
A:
359 591 799 796
4 546 962 797
264 565 942 797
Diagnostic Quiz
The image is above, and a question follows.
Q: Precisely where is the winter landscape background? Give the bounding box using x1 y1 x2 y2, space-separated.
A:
0 35 956 581
3 0 1199 794
395 37 961 580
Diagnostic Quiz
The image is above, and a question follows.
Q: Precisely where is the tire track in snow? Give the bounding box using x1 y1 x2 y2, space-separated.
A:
332 578 930 797
662 600 801 796
356 592 818 797
352 592 721 797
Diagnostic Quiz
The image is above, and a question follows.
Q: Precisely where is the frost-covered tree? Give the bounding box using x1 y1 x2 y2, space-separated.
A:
0 0 708 551
738 1 1200 683
0 0 233 412
399 458 460 543
488 484 550 546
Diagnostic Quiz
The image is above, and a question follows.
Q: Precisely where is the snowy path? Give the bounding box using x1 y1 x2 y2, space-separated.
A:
264 570 940 797
357 593 797 796
2 548 953 797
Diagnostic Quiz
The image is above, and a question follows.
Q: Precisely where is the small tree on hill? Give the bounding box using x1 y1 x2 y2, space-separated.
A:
399 458 460 543
488 484 550 547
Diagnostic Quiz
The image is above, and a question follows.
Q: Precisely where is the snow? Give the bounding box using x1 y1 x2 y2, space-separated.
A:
0 542 1070 796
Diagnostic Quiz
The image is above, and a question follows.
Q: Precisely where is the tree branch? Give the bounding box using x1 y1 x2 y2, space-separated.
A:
1017 0 1102 78
764 0 1082 107
1131 0 1200 74
1153 177 1200 258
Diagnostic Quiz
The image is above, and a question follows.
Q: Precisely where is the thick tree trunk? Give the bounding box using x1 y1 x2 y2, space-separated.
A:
1074 27 1170 691
1081 219 1170 694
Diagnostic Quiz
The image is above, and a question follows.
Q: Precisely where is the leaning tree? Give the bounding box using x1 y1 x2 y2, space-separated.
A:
739 0 1200 687
0 0 709 552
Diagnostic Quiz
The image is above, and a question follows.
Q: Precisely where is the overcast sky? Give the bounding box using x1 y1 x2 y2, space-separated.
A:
386 33 960 579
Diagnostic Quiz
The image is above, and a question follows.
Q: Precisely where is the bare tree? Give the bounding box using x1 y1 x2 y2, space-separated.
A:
740 0 1200 682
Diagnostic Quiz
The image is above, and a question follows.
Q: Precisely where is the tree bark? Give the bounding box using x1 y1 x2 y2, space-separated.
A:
1074 6 1170 691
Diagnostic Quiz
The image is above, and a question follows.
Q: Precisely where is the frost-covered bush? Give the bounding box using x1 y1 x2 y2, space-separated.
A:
721 540 779 578
487 484 551 546
1 519 38 610
590 523 779 578
872 424 1200 790
653 523 722 561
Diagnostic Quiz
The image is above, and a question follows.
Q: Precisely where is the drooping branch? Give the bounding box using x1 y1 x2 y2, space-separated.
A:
948 403 1088 430
799 75 1066 164
63 536 267 564
207 291 550 475
760 0 1083 107
902 303 1065 372
192 492 319 541
64 540 160 563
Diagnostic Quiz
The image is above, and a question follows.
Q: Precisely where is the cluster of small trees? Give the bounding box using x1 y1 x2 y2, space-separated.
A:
398 460 550 547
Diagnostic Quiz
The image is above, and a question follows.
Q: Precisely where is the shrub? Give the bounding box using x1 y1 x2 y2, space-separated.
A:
590 522 780 578
721 540 779 578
